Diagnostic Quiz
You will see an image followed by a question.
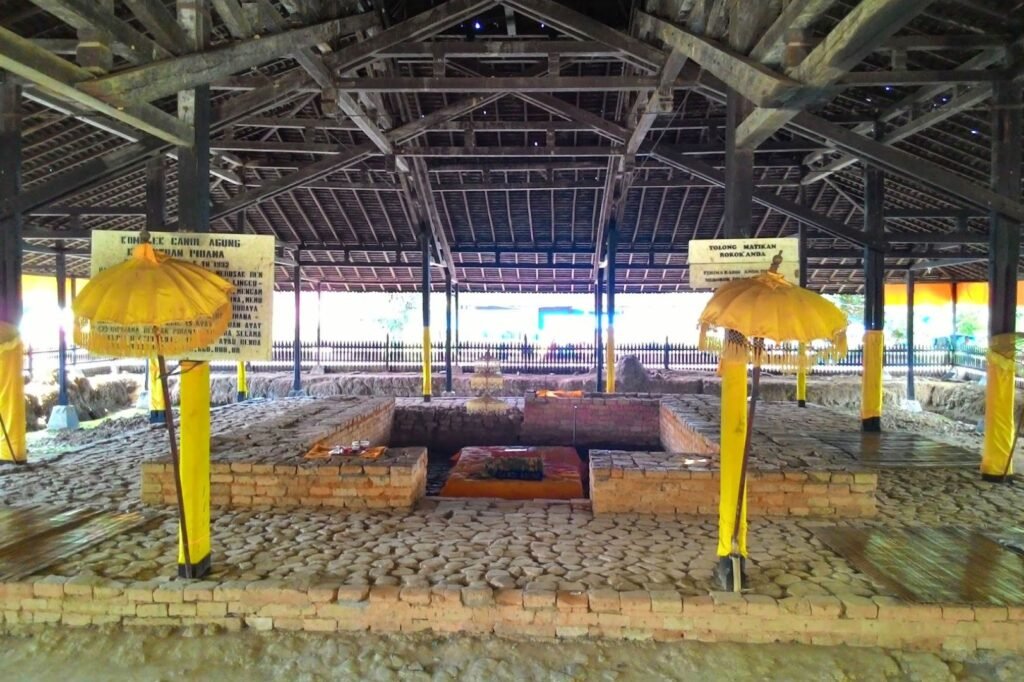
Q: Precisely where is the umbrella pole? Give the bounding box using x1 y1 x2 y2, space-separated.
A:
730 339 762 592
157 355 193 579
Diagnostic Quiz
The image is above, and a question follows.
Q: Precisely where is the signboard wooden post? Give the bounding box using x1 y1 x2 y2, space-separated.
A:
89 231 276 361
688 238 800 288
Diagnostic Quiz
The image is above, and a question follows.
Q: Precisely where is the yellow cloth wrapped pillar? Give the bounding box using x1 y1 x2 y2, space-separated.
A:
422 327 432 401
860 329 884 431
236 361 247 402
605 325 616 393
0 324 27 464
981 340 1015 479
796 343 808 407
177 360 211 577
717 356 748 557
148 357 166 423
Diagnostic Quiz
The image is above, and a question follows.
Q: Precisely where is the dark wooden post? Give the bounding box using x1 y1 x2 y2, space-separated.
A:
444 270 453 393
981 75 1022 482
420 226 432 402
595 267 603 393
861 122 886 433
906 270 915 402
290 262 303 396
605 220 618 393
0 72 22 328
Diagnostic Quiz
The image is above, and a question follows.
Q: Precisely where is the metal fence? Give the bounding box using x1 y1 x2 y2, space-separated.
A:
21 339 989 378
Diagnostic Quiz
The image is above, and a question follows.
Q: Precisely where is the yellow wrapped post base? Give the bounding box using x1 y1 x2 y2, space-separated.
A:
717 356 748 558
796 343 808 407
422 327 432 402
177 361 211 578
981 340 1015 480
148 357 166 424
605 325 616 393
236 361 247 402
0 323 27 464
860 329 884 432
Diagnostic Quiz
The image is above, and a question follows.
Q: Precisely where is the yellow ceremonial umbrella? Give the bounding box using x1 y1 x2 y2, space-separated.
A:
73 233 234 578
698 253 847 591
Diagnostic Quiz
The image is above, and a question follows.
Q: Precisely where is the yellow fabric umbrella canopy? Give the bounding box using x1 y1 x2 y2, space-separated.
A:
697 256 848 592
72 237 234 578
73 242 234 357
698 269 848 366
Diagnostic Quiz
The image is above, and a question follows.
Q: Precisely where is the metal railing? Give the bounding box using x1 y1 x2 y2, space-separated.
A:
20 339 989 378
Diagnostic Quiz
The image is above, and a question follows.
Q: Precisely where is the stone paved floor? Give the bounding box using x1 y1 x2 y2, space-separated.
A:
3 398 1023 606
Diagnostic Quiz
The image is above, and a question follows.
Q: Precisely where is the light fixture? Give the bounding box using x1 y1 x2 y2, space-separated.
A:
474 20 482 30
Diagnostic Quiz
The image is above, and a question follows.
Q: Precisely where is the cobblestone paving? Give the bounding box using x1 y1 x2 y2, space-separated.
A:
4 398 1022 606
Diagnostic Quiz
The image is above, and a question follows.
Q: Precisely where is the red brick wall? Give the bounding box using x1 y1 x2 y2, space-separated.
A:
522 395 662 448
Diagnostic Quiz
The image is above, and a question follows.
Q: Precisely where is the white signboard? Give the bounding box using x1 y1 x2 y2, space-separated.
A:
90 230 276 361
688 237 801 289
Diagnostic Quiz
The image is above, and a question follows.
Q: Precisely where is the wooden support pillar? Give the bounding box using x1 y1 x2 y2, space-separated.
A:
290 262 303 396
420 226 432 402
724 90 753 233
861 123 886 433
605 222 618 394
174 0 212 581
906 270 916 402
445 271 453 394
46 250 79 430
315 281 322 364
595 268 603 393
982 76 1022 482
145 156 166 231
0 73 22 327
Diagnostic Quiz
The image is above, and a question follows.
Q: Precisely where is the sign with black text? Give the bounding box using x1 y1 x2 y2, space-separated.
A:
90 230 275 361
688 238 800 288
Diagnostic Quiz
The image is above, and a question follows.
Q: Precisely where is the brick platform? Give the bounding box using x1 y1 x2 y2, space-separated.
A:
2 577 1019 653
140 397 427 509
589 451 877 517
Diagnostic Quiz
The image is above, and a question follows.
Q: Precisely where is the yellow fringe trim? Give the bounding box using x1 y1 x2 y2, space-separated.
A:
73 303 232 359
699 324 848 374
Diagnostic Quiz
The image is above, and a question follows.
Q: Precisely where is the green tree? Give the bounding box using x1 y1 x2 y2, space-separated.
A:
831 294 864 325
372 293 418 336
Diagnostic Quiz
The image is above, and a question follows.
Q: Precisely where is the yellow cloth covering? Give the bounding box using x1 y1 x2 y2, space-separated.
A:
982 344 1016 477
177 361 211 569
0 323 26 463
421 327 432 398
796 343 808 403
860 330 884 420
717 357 748 557
605 325 616 393
149 358 165 412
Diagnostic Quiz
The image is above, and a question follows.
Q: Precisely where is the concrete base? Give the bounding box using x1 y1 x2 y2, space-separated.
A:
287 389 307 398
46 404 80 431
900 399 923 413
136 390 150 410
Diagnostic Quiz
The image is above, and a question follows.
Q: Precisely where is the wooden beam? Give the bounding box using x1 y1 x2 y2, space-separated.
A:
625 50 688 155
77 14 375 102
749 0 839 65
123 0 190 54
0 26 193 145
323 0 497 75
503 0 664 71
375 40 624 59
210 0 255 39
651 147 875 248
791 112 1024 223
803 83 995 183
838 69 1002 86
736 0 936 149
331 76 661 92
28 0 172 64
0 73 22 325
